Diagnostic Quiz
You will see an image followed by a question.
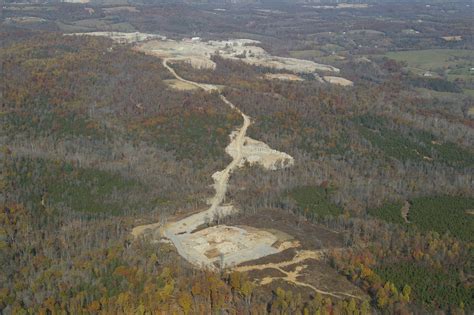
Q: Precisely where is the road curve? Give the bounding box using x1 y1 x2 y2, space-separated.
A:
161 58 251 269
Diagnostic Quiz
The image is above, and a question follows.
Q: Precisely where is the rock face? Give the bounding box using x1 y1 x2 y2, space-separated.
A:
227 135 295 171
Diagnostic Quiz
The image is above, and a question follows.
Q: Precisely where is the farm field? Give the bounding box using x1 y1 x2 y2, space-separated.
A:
383 49 473 72
382 49 474 94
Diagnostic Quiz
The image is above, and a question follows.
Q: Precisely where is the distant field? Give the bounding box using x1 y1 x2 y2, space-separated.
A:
384 49 474 95
289 49 324 59
384 49 473 72
464 89 474 97
7 157 148 216
369 196 474 242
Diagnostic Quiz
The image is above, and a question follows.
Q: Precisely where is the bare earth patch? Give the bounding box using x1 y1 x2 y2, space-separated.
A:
324 76 354 86
264 73 304 81
401 200 411 223
235 250 365 300
442 36 462 41
131 222 162 239
467 107 474 118
114 41 363 299
163 79 199 91
136 38 339 74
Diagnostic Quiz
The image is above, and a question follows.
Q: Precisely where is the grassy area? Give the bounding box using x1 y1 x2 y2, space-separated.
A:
56 19 135 33
384 49 473 72
289 186 343 218
289 50 324 59
376 261 472 310
319 43 345 53
369 196 474 242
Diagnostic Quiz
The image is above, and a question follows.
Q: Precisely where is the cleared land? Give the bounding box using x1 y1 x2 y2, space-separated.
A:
235 250 362 299
163 79 199 91
102 35 363 299
71 31 165 44
383 49 474 86
134 59 295 270
136 38 340 74
305 3 369 9
264 73 304 81
324 76 354 86
441 36 462 42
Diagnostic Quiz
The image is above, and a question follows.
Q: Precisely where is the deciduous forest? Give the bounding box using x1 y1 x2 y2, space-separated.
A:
1 0 473 313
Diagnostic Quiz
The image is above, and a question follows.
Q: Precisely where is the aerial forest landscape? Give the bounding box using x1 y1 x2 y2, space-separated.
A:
0 0 473 313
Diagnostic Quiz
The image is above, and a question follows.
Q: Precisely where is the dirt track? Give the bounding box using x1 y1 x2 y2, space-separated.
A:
131 57 365 301
161 59 263 269
235 250 363 300
132 59 293 269
163 58 251 218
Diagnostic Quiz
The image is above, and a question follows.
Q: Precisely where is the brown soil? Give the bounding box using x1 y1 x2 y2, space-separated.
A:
231 208 344 249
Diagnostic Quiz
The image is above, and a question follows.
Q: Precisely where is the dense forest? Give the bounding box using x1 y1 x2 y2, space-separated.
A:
1 0 473 313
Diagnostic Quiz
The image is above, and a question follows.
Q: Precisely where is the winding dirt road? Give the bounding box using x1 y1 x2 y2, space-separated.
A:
235 250 362 300
135 59 365 300
161 59 252 268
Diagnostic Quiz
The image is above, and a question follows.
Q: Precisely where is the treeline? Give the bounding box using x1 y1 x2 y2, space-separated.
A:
409 76 463 93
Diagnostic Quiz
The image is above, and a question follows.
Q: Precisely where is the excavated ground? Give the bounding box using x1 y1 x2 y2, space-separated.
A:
73 31 367 299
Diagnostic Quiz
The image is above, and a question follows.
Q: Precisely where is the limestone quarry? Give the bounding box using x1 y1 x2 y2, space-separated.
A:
72 32 346 80
74 31 361 297
136 37 340 74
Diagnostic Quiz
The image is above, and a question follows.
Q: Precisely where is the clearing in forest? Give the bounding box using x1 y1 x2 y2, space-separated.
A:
72 31 366 298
